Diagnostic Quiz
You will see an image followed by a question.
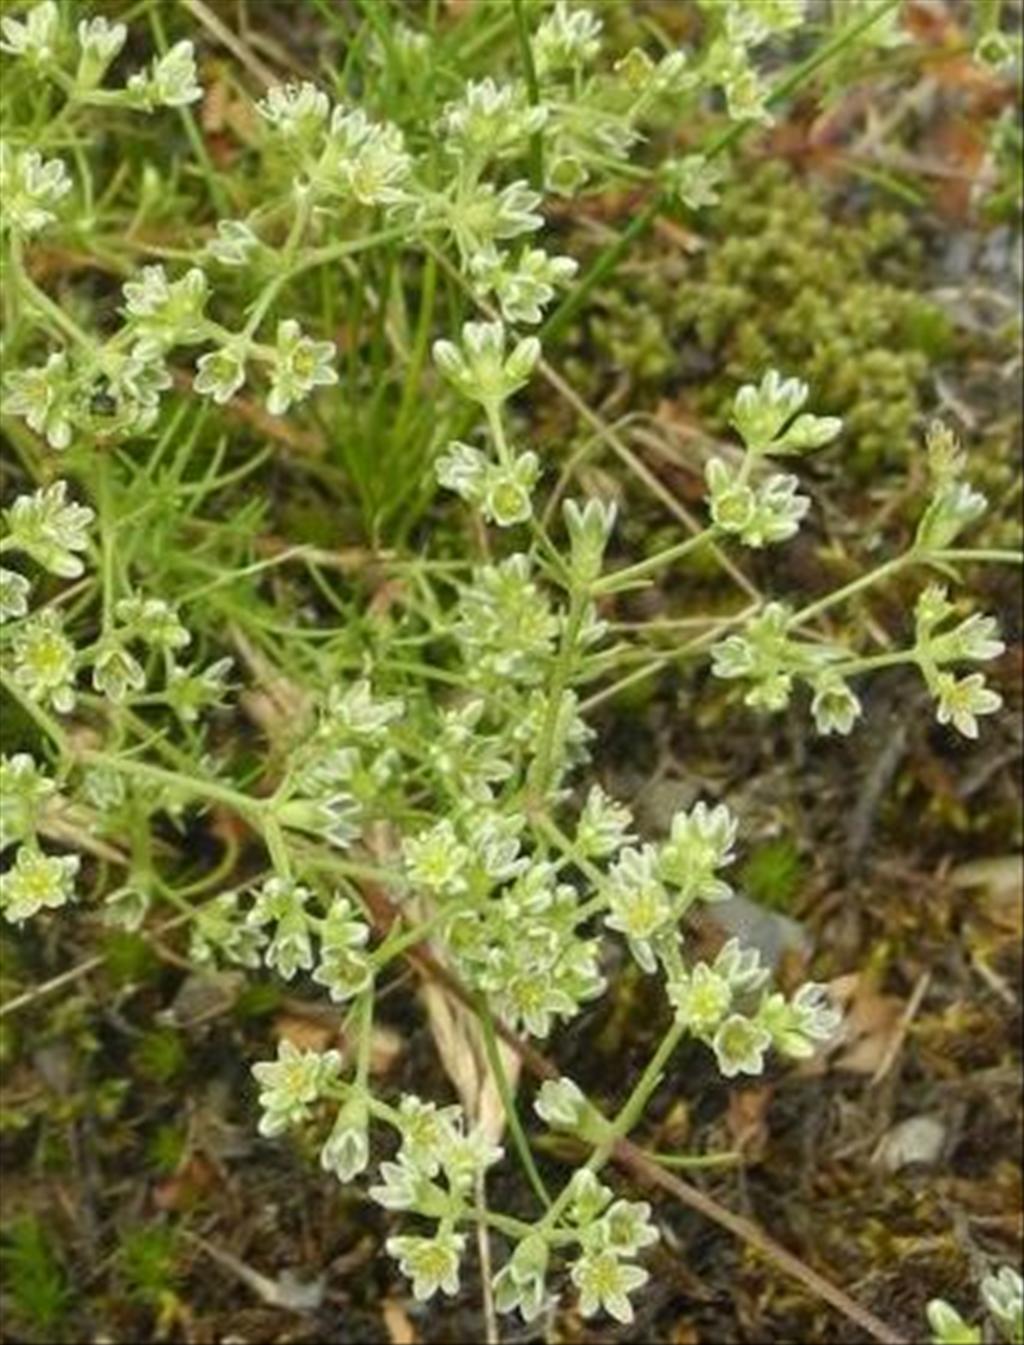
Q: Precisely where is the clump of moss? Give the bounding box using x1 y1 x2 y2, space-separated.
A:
675 163 955 468
566 164 956 472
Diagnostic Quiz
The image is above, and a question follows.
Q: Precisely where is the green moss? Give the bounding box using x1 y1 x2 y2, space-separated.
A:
0 1216 72 1340
115 1225 181 1307
566 164 959 473
146 1123 188 1175
739 837 805 912
100 932 160 987
132 1029 187 1084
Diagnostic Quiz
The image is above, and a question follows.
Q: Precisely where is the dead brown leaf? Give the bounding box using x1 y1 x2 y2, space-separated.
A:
829 975 906 1076
382 1298 418 1345
726 1085 773 1160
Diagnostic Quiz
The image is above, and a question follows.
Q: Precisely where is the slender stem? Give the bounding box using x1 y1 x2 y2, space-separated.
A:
536 1015 689 1234
0 667 70 754
393 251 438 451
930 547 1023 566
368 905 448 969
16 266 97 354
788 555 909 628
594 526 717 595
97 454 116 633
478 1002 552 1209
830 649 918 677
242 191 313 340
580 607 756 714
644 1148 741 1170
81 749 264 819
354 985 375 1088
605 1017 688 1146
513 0 544 190
529 586 586 801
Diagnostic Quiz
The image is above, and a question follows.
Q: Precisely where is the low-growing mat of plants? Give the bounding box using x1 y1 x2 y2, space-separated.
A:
0 1 1021 1342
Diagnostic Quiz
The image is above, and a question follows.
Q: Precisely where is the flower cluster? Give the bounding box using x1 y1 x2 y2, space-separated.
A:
928 1264 1022 1345
2 1 1019 1332
705 370 842 548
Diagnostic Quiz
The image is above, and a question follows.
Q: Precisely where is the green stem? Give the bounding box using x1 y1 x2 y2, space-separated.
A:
929 547 1023 566
16 266 97 354
594 526 717 595
529 586 586 801
0 668 70 754
477 1002 552 1209
644 1148 741 1170
513 0 544 191
537 1015 689 1234
81 749 264 820
788 554 909 628
242 191 313 340
97 454 116 633
354 986 375 1089
605 1017 688 1145
393 250 438 448
830 649 918 677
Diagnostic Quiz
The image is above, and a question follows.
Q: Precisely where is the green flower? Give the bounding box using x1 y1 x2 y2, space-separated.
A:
932 672 1002 739
206 219 260 268
757 984 840 1059
251 1039 342 1138
470 245 576 325
0 2 59 61
320 1095 370 1181
312 896 372 1002
916 480 988 552
1 846 79 923
810 675 862 736
980 1266 1022 1344
12 610 77 712
711 1014 771 1078
605 844 672 959
600 1200 659 1257
532 1 602 76
493 1234 549 1321
4 481 93 577
0 567 30 622
0 754 55 851
266 319 337 416
127 39 202 109
575 785 633 857
2 352 75 448
122 265 209 346
257 81 330 142
395 1096 462 1177
731 369 840 454
92 639 146 704
386 1230 465 1301
190 892 265 969
534 1077 589 1131
657 801 737 903
320 108 411 206
669 963 732 1033
481 452 539 527
194 342 248 404
247 878 315 981
927 1299 982 1345
570 1248 648 1324
433 321 539 407
75 16 127 90
404 820 470 895
114 595 191 651
661 154 724 210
